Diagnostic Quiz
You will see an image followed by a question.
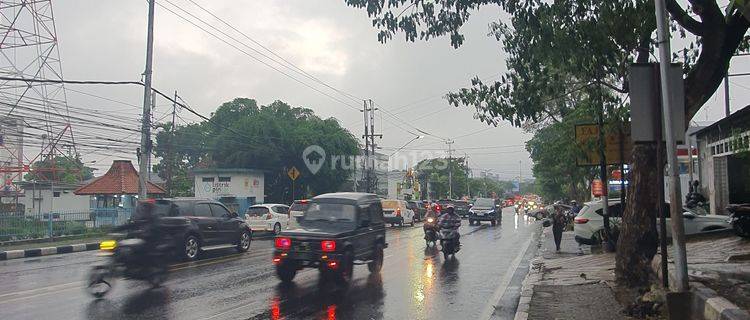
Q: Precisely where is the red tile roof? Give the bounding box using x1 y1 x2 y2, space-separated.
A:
74 160 166 195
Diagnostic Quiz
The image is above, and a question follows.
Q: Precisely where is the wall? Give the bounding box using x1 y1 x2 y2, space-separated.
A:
194 172 264 213
22 188 90 214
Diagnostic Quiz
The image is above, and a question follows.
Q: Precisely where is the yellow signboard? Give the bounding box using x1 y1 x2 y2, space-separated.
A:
575 124 633 166
287 166 300 180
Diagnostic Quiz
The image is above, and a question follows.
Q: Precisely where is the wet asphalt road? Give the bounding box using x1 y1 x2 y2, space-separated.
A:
0 208 540 320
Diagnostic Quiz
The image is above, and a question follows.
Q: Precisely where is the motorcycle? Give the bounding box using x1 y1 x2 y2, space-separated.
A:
728 204 750 238
439 228 460 260
423 216 439 246
87 232 171 298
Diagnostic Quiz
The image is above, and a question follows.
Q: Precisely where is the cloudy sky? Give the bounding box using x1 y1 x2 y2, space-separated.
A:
10 0 745 181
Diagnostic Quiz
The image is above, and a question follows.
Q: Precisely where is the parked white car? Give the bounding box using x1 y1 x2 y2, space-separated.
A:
287 199 310 230
245 204 290 235
574 199 731 246
381 199 415 227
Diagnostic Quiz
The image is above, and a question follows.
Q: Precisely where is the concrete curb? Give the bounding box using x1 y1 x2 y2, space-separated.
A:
512 227 546 320
0 242 100 261
652 256 750 320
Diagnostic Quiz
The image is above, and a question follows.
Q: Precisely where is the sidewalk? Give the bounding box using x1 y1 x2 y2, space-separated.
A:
515 228 632 320
654 233 750 315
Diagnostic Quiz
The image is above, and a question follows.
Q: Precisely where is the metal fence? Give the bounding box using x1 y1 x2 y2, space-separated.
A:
0 208 133 242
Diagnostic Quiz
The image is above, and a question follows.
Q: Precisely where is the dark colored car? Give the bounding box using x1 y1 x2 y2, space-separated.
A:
468 198 502 226
453 200 470 218
273 192 387 284
407 200 426 221
139 198 252 261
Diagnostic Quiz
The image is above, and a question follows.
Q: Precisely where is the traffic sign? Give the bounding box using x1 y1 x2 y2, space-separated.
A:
287 167 300 180
575 124 633 166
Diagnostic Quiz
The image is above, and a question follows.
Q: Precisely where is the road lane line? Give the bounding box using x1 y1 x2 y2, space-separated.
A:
0 283 82 304
478 236 532 320
0 281 83 299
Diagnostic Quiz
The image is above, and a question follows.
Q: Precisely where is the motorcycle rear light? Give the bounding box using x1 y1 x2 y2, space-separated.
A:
326 260 338 269
396 208 401 216
574 217 589 224
275 237 291 250
272 255 282 265
321 240 336 252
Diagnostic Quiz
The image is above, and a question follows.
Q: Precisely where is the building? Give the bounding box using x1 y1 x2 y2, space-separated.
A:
692 105 750 215
74 160 166 225
19 181 89 215
193 168 265 214
342 150 389 197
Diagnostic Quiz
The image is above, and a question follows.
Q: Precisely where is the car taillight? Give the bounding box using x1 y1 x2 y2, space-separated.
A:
275 237 291 250
574 217 589 224
321 240 336 252
396 208 401 216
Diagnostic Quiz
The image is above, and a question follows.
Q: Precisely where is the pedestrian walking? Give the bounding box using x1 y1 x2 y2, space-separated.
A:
552 203 567 252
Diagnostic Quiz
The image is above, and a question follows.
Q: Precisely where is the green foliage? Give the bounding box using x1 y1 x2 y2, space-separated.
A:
468 177 511 198
526 107 599 201
24 155 94 184
414 157 469 199
153 98 359 203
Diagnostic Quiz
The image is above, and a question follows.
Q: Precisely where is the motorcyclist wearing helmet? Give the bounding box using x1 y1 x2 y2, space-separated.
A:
438 205 462 248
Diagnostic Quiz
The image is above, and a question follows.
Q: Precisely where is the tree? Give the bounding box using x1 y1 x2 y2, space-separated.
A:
25 155 94 184
415 157 471 199
526 107 598 202
343 0 750 288
153 98 360 203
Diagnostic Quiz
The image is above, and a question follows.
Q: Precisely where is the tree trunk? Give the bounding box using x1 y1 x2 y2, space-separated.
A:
616 143 659 288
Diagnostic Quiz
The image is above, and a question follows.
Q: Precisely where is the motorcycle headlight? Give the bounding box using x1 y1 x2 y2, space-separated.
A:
100 240 117 251
427 217 435 223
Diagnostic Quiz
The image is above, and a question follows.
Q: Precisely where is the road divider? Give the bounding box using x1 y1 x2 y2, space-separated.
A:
0 242 101 261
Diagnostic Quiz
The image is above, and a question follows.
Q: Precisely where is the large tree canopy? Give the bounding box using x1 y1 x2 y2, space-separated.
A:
25 155 94 184
344 0 750 289
154 98 360 203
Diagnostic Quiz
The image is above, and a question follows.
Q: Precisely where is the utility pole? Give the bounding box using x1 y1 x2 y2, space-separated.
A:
138 0 156 199
369 99 380 194
518 160 522 195
724 75 731 117
446 140 454 199
166 90 177 197
362 100 369 193
655 0 688 292
465 154 470 198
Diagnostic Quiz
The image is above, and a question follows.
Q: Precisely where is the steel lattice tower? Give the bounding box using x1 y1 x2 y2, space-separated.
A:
0 0 75 200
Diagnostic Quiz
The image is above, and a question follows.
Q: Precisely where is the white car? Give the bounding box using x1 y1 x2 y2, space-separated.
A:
573 199 731 246
381 199 415 227
287 199 310 230
245 204 290 235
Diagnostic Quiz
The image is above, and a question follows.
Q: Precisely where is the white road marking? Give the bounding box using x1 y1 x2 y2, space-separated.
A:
478 237 532 320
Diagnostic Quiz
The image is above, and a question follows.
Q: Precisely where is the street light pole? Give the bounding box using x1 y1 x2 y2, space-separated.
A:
654 0 689 292
138 0 156 199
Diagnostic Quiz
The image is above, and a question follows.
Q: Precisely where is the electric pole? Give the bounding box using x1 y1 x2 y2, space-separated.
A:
465 154 470 198
369 99 379 194
655 0 688 292
166 90 177 197
446 140 454 199
139 0 156 199
362 100 370 193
